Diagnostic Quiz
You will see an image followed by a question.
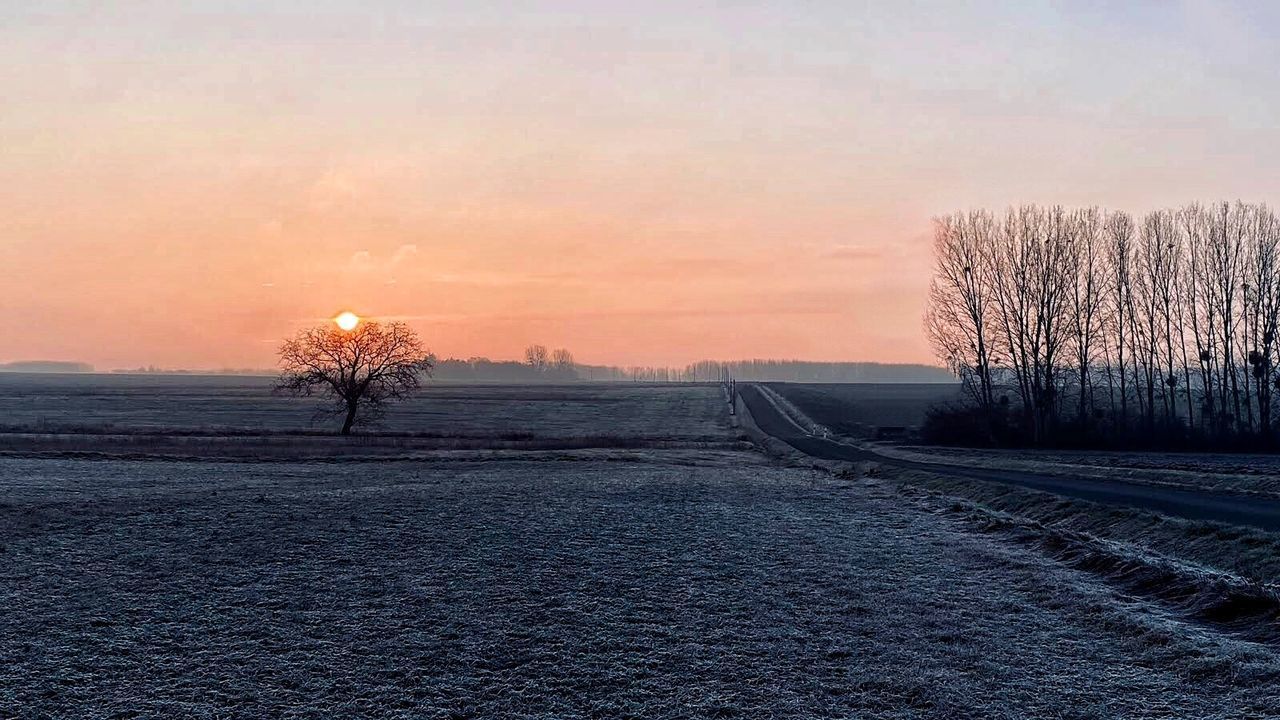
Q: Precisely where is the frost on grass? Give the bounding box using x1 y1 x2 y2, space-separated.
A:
0 377 732 441
883 466 1280 588
0 380 743 460
878 444 1280 500
2 457 1278 718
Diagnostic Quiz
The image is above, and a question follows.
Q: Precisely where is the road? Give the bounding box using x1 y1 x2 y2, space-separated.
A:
739 384 1280 531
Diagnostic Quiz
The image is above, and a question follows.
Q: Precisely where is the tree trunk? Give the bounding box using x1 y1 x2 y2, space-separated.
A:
341 402 358 435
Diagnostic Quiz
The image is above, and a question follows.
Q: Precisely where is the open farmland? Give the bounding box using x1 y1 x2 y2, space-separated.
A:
0 375 734 459
0 374 728 440
3 380 1279 717
765 382 960 437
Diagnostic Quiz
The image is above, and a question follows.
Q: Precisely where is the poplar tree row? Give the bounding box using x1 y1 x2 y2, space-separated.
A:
926 202 1280 446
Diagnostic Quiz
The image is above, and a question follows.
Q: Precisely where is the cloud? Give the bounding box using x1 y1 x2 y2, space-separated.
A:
347 245 420 276
347 250 374 272
390 244 419 266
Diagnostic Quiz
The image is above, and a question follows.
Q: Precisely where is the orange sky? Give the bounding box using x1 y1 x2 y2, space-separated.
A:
5 3 1280 369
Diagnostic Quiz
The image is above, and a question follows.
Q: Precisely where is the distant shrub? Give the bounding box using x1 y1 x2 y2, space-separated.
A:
920 404 1014 447
920 400 1280 452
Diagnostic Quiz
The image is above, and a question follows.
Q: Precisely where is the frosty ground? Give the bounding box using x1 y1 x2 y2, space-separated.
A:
2 380 1278 717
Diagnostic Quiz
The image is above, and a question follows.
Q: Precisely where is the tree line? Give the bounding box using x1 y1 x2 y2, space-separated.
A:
926 201 1280 448
433 354 954 384
683 360 952 383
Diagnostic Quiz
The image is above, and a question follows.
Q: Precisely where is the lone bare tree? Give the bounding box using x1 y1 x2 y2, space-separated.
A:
276 320 433 435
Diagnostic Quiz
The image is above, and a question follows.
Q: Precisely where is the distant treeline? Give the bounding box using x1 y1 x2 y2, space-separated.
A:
927 201 1280 449
4 351 951 385
0 361 94 373
682 360 954 383
432 354 953 384
433 357 579 382
113 366 271 376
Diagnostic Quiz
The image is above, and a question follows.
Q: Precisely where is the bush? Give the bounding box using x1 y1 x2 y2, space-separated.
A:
920 404 1015 447
922 400 1280 452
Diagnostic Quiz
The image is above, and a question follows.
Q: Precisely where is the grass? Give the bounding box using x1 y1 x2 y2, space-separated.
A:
0 376 730 439
764 383 959 437
5 381 1280 716
762 382 1280 644
0 379 738 460
875 467 1280 640
0 432 749 462
4 457 1278 717
890 458 1280 576
884 444 1280 499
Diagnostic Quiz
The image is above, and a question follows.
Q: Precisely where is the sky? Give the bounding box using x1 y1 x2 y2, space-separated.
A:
5 1 1280 369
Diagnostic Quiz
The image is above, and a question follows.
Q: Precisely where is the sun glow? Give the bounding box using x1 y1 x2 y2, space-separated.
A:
334 311 360 331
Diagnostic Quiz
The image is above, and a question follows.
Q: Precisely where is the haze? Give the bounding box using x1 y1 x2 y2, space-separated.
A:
5 1 1280 369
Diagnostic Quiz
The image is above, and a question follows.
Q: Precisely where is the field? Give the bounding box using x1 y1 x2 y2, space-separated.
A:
3 376 1279 717
765 382 960 436
0 374 734 459
0 374 727 440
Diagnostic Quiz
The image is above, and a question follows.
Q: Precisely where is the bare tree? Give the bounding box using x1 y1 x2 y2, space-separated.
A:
989 207 1038 434
1068 207 1104 424
1206 202 1248 431
1104 211 1137 429
925 211 996 412
524 344 549 372
1182 204 1217 430
1245 204 1280 436
927 199 1280 449
1136 209 1180 424
551 348 575 371
1038 206 1077 432
987 205 1074 440
276 321 433 435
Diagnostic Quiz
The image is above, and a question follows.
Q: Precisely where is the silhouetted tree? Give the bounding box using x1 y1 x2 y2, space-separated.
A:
552 348 575 371
1246 205 1280 437
524 344 549 372
276 321 432 435
1104 210 1137 429
926 210 996 412
1067 207 1104 424
988 205 1075 441
926 200 1280 449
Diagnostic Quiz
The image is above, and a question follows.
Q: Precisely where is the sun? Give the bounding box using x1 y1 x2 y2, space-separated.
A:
334 311 360 331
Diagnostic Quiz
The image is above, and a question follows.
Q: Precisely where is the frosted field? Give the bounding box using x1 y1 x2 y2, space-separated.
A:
881 444 1280 501
7 458 1280 717
2 380 1279 717
0 374 729 440
765 382 960 435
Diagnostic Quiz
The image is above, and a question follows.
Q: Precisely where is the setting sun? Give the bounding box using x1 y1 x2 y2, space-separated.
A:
334 311 360 331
